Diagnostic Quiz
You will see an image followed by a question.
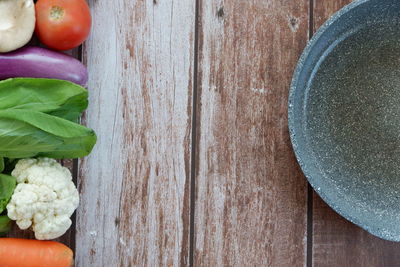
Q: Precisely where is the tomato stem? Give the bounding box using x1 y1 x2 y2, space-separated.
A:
50 6 64 20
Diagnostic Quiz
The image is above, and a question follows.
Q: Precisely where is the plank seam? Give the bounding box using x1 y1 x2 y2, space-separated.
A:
307 2 314 266
307 184 313 267
189 0 201 265
309 0 314 39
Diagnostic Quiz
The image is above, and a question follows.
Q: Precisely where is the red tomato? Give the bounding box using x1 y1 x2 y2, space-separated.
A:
35 0 92 51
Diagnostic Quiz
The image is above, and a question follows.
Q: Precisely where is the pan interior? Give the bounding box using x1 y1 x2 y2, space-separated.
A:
305 21 400 230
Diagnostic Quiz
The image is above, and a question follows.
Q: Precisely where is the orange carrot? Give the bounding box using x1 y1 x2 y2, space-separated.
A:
0 238 73 267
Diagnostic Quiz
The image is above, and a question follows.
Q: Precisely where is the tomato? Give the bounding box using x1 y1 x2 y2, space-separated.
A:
35 0 91 51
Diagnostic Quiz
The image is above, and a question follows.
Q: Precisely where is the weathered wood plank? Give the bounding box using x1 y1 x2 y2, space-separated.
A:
312 1 400 266
312 0 352 32
194 1 309 266
313 195 400 267
76 0 195 266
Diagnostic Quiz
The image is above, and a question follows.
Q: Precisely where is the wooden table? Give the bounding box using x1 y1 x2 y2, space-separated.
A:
11 0 400 266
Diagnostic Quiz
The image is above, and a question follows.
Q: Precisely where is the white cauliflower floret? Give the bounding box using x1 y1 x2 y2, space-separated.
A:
6 158 79 240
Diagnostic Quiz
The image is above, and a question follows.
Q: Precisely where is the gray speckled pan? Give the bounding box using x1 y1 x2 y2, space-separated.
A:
289 0 400 241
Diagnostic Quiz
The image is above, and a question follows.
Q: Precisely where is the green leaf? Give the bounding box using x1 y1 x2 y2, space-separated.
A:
0 174 16 214
0 110 96 159
0 158 5 173
0 78 88 121
47 93 88 122
0 215 12 235
0 78 96 159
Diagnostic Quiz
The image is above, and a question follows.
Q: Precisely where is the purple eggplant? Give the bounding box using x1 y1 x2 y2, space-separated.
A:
0 46 88 86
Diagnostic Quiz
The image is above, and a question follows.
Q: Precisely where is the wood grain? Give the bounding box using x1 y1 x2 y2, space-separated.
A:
312 1 400 266
313 195 400 267
193 0 309 266
76 0 195 266
312 0 353 32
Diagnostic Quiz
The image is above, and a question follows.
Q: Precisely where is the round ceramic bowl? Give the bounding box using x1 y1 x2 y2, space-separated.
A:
289 0 400 241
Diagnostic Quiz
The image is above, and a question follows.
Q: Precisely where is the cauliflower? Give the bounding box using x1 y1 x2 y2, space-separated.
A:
6 158 79 240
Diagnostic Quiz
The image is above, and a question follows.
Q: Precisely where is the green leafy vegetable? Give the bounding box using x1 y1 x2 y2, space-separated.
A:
0 174 16 213
0 215 12 236
0 158 4 173
0 78 96 159
0 215 12 235
0 110 96 159
0 174 16 235
0 78 88 122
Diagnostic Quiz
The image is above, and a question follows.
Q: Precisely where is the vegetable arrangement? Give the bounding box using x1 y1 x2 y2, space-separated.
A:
0 0 94 264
